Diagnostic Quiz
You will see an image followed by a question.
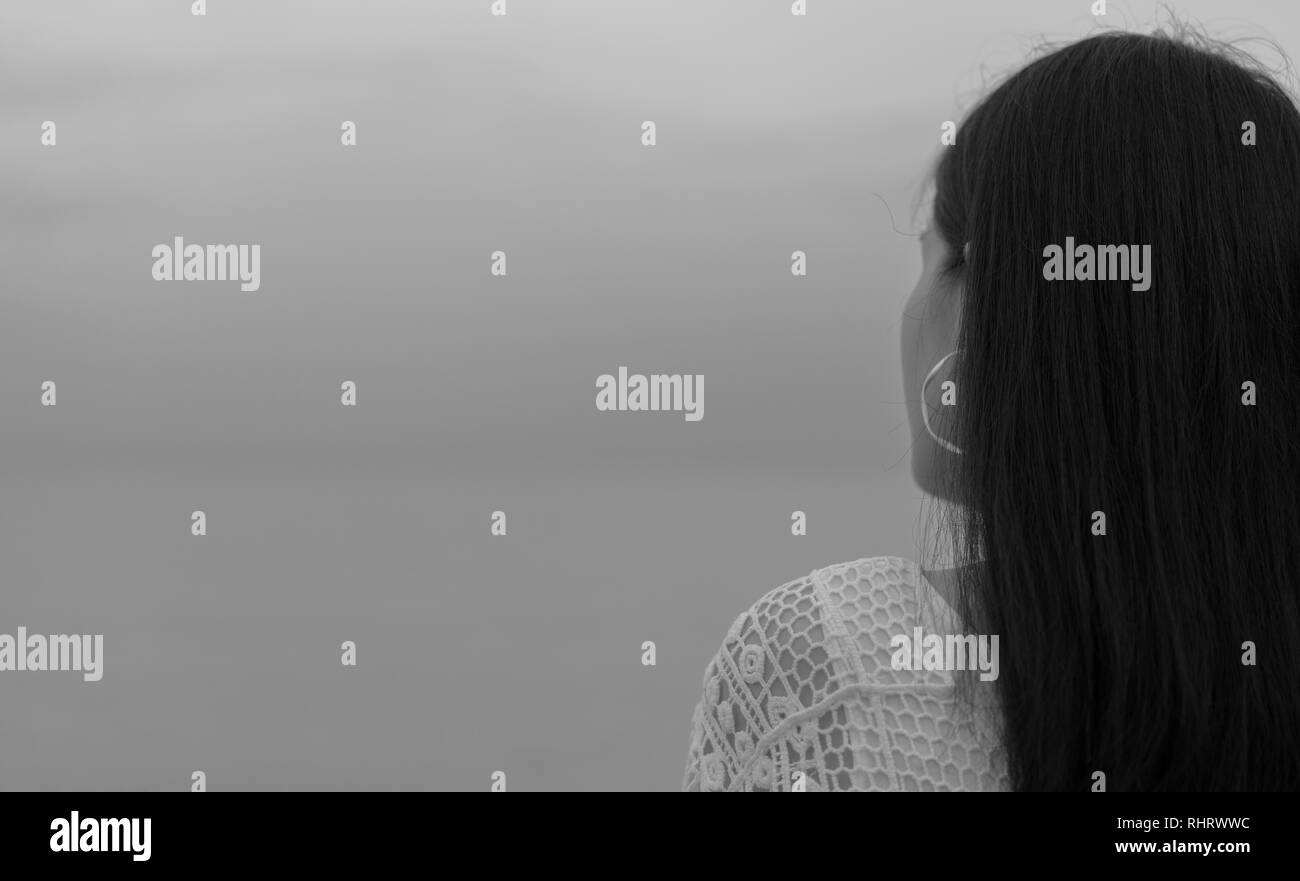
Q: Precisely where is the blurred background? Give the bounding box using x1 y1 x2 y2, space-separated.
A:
2 0 1297 790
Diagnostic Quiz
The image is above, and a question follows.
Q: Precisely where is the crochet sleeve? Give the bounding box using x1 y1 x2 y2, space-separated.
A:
683 557 1009 792
682 569 863 792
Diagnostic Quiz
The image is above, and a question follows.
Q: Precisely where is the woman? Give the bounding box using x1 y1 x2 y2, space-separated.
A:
683 27 1300 792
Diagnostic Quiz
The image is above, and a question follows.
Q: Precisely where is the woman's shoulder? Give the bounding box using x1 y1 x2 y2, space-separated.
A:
727 555 945 682
683 555 961 791
759 554 925 603
731 556 935 638
807 554 927 610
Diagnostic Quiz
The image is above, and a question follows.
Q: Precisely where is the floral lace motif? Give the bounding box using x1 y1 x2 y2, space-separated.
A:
682 556 1009 791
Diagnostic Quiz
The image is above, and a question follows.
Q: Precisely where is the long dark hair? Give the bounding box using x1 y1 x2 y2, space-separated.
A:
931 28 1300 790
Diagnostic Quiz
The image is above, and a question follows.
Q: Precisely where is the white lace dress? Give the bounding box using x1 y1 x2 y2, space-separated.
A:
683 556 1010 791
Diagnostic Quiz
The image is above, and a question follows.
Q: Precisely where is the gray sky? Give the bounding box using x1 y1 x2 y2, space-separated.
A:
3 0 1298 791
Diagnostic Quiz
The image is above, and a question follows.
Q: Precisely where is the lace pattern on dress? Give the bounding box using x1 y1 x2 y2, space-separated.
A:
682 556 1009 791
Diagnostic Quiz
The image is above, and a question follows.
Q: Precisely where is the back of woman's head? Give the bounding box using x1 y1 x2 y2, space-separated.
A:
931 28 1300 790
